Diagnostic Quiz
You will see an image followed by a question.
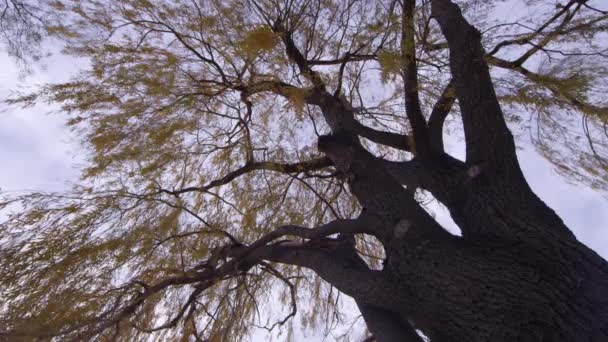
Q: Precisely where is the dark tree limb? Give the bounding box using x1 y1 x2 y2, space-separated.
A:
428 79 456 153
273 19 327 89
241 79 414 152
430 0 522 179
244 242 405 311
310 230 425 342
378 158 426 191
53 217 386 340
161 157 332 196
306 54 377 65
235 80 324 106
317 133 450 243
354 122 412 151
401 0 430 155
379 154 466 210
257 215 384 242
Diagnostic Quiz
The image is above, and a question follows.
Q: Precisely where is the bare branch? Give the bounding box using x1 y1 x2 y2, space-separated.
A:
486 55 608 118
486 0 583 58
162 157 332 196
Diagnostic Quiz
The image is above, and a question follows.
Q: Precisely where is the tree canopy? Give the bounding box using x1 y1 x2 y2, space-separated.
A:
1 0 607 341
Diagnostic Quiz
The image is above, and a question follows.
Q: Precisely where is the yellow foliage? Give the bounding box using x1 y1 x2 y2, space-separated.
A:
377 49 401 82
90 131 123 152
159 207 181 234
284 87 307 118
50 1 66 10
103 44 122 53
148 121 189 145
241 26 279 58
241 210 257 228
46 25 79 38
135 0 154 8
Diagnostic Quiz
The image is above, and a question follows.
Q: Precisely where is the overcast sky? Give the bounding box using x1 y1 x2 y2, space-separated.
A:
1 3 607 339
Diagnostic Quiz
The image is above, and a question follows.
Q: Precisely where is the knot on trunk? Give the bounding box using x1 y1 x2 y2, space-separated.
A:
393 219 411 238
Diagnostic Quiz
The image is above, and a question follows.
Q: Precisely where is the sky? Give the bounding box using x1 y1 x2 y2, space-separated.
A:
1 2 607 340
0 52 81 193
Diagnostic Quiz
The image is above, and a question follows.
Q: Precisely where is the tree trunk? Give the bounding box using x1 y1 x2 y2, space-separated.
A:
383 212 608 341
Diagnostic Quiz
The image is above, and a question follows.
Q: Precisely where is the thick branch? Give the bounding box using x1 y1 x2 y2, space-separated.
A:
318 133 450 242
431 0 521 177
354 122 411 151
428 79 456 153
72 217 380 338
248 242 405 311
306 54 376 65
241 74 415 152
379 158 426 190
401 0 429 155
235 80 324 106
274 20 326 89
255 215 383 244
380 155 465 205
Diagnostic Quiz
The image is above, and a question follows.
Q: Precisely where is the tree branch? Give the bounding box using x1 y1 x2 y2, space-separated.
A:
273 19 327 89
55 217 380 339
430 0 521 178
428 79 456 153
247 242 405 311
486 0 583 58
486 55 608 118
379 155 466 209
354 122 412 151
163 157 332 196
306 54 376 65
401 0 429 155
318 133 450 242
511 1 583 67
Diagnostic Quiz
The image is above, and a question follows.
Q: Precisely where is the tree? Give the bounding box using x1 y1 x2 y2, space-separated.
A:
0 0 51 68
1 0 608 340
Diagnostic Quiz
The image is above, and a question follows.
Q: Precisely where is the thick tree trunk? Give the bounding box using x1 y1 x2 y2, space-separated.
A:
383 216 608 341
